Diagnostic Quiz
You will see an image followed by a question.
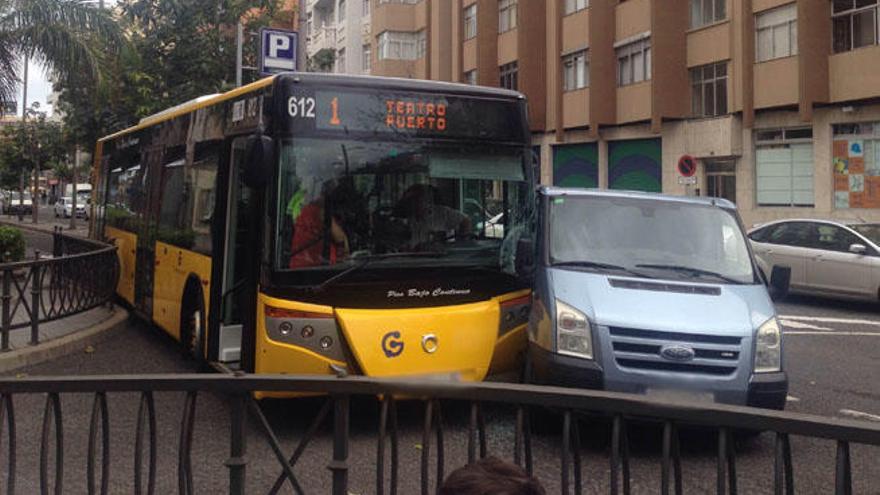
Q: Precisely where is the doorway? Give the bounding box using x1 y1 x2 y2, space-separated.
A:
705 160 737 204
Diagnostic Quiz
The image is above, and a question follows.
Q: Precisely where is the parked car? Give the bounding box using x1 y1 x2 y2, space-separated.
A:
748 219 880 302
6 192 33 215
524 187 790 410
54 197 88 219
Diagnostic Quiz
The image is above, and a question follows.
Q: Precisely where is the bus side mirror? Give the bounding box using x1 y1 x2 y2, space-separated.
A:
243 134 274 188
767 265 791 302
515 238 535 279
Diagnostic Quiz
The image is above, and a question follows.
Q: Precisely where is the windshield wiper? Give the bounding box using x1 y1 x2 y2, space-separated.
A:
551 261 652 279
311 251 448 292
634 264 744 284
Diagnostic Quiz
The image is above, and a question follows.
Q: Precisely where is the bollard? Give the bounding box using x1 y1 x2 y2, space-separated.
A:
30 250 40 346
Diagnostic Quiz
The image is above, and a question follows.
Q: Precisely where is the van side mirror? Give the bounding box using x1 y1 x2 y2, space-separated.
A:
515 238 535 279
242 134 274 188
767 265 791 302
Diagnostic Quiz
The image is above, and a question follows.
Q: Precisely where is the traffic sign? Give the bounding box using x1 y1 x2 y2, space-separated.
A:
260 28 298 74
677 155 697 177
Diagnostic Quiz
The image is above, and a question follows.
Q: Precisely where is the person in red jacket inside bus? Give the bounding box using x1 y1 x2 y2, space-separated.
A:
288 182 350 269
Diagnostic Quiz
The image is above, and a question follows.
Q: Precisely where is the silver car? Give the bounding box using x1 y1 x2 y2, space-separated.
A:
748 219 880 302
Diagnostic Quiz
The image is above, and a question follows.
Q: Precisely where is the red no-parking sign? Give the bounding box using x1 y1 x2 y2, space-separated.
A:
677 155 697 177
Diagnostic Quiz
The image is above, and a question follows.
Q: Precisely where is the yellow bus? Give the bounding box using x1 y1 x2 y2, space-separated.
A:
93 73 535 382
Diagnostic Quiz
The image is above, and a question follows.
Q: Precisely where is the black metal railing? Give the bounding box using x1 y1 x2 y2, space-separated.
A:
0 229 118 350
0 374 875 494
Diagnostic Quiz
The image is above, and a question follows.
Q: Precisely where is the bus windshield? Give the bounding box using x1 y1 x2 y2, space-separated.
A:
275 138 531 283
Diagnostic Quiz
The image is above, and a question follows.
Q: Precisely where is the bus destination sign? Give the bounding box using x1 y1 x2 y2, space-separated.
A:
277 84 526 143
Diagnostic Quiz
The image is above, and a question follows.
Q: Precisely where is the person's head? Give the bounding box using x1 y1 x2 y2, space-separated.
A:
439 457 546 495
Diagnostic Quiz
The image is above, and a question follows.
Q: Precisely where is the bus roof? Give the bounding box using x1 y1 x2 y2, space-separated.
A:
98 72 526 144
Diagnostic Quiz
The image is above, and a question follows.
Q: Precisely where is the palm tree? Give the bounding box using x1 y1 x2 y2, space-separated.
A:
0 0 122 112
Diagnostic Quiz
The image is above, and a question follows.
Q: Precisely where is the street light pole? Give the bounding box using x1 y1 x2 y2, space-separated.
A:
70 148 79 230
19 56 28 223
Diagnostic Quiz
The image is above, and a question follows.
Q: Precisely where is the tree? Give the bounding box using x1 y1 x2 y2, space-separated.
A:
0 104 65 222
0 0 123 112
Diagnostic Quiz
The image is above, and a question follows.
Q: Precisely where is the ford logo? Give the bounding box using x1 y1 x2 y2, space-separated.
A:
659 344 696 362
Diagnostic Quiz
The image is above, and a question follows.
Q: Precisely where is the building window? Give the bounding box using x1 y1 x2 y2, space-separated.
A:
499 62 518 90
690 62 727 117
499 0 517 32
562 50 589 91
337 47 346 72
616 38 651 86
690 0 725 29
756 127 814 207
362 44 371 72
564 0 588 15
363 0 370 15
377 31 420 60
338 0 346 22
416 30 427 58
464 4 478 39
464 70 478 85
831 122 880 209
833 0 879 53
755 4 798 62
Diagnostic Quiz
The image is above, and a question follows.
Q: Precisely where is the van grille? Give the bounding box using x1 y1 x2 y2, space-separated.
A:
609 327 742 376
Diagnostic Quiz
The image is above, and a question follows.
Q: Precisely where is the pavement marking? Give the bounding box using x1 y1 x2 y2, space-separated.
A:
778 315 880 327
779 319 834 332
839 409 880 422
785 331 880 336
786 395 800 402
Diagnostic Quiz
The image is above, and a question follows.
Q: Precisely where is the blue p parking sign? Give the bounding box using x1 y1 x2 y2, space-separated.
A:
260 28 298 74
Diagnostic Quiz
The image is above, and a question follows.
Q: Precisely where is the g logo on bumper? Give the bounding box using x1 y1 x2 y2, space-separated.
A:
382 331 404 358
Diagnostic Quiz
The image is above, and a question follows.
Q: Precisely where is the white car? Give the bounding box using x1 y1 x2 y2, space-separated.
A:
748 219 880 302
54 197 88 219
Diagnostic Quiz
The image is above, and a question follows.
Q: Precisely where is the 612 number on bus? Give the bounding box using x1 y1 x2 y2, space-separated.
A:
288 96 316 118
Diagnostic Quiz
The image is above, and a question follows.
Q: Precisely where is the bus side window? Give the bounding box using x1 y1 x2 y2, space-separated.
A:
157 147 189 249
185 141 220 255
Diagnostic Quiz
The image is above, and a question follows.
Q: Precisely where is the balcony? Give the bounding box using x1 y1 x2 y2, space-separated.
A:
830 45 880 103
308 25 337 55
753 56 798 109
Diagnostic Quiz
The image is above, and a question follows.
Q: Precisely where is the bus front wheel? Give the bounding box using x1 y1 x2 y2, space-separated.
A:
180 282 206 364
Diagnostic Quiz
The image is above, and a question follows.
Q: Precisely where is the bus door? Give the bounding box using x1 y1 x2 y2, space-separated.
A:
134 145 163 317
217 138 252 365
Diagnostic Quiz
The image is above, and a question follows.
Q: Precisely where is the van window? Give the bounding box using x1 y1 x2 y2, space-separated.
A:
549 196 755 284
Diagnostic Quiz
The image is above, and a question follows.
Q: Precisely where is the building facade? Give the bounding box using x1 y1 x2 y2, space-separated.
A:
367 0 880 226
305 0 373 74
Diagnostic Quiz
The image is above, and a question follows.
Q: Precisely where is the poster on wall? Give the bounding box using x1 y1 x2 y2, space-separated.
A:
833 138 880 209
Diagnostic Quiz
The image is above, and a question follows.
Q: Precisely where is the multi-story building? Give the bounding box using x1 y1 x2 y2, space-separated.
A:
368 0 880 226
305 0 373 74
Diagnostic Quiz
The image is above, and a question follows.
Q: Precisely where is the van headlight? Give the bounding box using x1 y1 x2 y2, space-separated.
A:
754 317 781 373
556 299 593 359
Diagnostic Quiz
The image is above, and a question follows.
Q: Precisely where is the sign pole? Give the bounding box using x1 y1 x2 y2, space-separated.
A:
236 22 244 87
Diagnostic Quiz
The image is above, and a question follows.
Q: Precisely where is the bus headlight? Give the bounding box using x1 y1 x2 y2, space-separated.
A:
754 318 781 373
556 300 592 359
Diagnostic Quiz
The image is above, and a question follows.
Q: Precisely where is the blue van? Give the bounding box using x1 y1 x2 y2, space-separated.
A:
524 187 790 409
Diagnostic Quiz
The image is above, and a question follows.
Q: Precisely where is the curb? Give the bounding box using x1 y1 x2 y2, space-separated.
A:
0 305 129 374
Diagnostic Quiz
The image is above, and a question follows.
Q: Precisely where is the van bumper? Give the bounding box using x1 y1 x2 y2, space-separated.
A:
747 372 788 410
527 343 603 389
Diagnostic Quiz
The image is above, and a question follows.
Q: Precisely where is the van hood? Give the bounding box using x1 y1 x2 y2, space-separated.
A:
549 269 775 337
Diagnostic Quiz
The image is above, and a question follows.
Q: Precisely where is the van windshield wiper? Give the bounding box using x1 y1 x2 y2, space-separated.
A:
551 261 652 279
634 264 743 284
312 251 448 292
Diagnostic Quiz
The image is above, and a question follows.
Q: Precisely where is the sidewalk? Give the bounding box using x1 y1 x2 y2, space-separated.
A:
0 213 89 238
0 214 127 373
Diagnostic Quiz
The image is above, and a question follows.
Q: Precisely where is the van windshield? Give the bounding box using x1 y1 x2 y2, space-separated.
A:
549 195 756 284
